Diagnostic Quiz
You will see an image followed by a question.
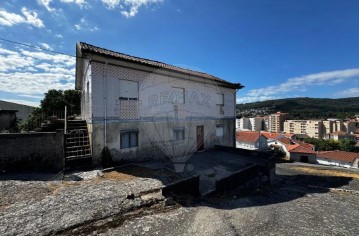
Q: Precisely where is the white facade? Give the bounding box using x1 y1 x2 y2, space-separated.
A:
236 135 267 151
236 117 264 131
317 157 358 168
76 42 242 165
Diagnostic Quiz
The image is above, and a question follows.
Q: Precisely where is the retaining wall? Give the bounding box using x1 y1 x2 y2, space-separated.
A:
162 176 200 196
0 130 64 172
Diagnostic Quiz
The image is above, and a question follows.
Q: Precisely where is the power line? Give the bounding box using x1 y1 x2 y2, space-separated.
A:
0 37 77 58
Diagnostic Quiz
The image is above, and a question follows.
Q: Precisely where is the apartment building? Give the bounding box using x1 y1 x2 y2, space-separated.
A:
284 120 323 138
236 117 265 131
268 112 292 132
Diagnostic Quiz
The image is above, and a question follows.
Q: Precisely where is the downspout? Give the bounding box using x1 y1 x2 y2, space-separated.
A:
103 60 108 148
234 88 239 148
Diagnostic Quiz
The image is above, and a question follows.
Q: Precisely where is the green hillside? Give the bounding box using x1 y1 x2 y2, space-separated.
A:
236 97 359 119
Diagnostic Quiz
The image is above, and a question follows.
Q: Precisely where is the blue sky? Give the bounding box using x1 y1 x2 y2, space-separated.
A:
0 0 358 107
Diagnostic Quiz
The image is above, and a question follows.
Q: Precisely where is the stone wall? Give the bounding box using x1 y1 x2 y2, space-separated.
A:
0 131 64 172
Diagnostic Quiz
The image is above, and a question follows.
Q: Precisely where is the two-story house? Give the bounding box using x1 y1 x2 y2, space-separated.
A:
75 42 243 166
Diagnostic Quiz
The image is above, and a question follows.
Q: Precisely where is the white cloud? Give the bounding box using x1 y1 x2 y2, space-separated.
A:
238 68 359 104
101 0 163 18
237 96 279 104
37 0 55 12
55 33 63 38
39 43 53 50
102 0 120 9
335 88 359 98
0 47 75 98
74 17 99 32
61 0 87 8
0 7 44 28
19 94 44 99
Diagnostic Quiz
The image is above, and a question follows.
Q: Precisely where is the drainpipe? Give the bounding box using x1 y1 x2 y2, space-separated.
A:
234 88 239 148
103 60 108 148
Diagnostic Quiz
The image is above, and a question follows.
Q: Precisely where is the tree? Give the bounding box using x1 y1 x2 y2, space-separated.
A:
20 89 81 131
339 139 357 152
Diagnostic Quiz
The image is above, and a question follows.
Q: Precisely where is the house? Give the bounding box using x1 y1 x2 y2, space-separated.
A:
75 42 243 165
325 131 356 141
286 144 317 163
236 131 268 151
317 151 359 168
0 100 35 121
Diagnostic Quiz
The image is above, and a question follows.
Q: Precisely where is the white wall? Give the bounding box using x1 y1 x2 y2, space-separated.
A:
317 158 356 168
91 62 235 121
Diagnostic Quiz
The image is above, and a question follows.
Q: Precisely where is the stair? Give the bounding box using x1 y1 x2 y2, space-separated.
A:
64 120 92 170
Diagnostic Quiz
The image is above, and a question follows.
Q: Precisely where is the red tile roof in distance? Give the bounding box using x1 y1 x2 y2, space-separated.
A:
78 42 243 89
288 145 316 154
261 132 282 139
317 151 359 163
236 131 264 143
277 137 293 145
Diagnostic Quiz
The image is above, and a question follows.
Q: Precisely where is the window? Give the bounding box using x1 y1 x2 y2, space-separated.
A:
86 81 90 102
174 128 185 141
216 124 224 137
217 93 224 105
121 131 138 148
119 80 138 100
172 87 185 104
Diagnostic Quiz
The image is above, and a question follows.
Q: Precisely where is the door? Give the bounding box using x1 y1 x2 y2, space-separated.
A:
196 125 204 151
300 155 309 163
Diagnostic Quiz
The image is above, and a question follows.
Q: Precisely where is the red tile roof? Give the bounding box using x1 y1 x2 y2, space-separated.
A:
261 132 282 139
236 131 265 143
283 133 294 138
317 151 359 163
288 145 317 154
77 42 243 89
277 137 294 145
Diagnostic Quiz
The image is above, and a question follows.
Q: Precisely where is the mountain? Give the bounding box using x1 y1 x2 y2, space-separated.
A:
236 97 359 119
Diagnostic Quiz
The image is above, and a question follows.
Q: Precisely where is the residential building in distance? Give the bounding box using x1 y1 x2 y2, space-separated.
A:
343 120 359 133
324 131 356 141
0 100 35 121
317 151 359 168
268 112 292 132
283 120 323 138
323 119 345 137
235 131 268 151
236 117 265 131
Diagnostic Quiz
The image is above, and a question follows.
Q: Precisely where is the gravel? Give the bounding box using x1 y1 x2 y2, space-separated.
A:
99 163 359 236
1 163 358 236
0 172 164 236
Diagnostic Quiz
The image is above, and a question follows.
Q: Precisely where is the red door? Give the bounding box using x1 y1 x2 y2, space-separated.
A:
196 126 204 151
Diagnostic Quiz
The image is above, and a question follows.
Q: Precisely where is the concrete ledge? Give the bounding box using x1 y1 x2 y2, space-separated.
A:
214 164 259 194
162 176 200 197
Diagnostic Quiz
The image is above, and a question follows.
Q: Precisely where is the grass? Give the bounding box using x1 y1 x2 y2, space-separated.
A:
291 166 359 179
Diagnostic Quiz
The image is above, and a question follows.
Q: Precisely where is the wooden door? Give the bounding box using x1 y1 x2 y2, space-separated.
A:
196 125 204 151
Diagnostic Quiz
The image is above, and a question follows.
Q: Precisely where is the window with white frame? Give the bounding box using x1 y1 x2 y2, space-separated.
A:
121 130 139 148
216 124 224 137
119 80 138 100
172 87 185 104
174 127 185 141
217 93 224 106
